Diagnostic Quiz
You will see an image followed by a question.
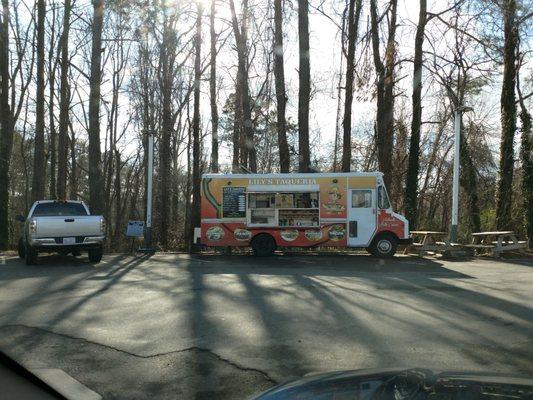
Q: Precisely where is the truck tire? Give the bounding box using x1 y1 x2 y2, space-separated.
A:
25 242 38 265
251 234 276 257
18 237 25 259
369 233 397 258
88 247 103 263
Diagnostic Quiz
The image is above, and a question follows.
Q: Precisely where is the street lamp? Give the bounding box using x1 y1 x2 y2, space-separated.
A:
450 105 473 243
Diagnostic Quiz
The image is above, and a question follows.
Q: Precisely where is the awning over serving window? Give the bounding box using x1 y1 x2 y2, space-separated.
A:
247 184 320 192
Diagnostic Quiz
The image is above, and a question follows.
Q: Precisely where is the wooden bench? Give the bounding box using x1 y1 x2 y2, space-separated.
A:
404 231 459 257
465 231 527 258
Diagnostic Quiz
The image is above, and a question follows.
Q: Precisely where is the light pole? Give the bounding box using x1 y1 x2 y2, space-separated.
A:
450 105 473 243
141 130 155 253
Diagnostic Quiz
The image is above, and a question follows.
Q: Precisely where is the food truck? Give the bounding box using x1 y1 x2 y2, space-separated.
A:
199 172 410 257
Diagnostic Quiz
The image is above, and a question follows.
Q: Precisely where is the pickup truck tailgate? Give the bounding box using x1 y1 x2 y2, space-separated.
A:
33 216 102 237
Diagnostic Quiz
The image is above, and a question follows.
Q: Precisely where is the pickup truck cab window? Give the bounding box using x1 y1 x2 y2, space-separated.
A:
32 202 88 217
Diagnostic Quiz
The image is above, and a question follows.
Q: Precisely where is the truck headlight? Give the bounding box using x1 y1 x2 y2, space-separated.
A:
28 219 37 235
100 217 106 235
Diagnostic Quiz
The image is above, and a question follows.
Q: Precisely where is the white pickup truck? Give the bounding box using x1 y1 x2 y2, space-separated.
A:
17 200 105 265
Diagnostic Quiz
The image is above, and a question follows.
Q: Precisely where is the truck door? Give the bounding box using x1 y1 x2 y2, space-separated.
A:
347 188 377 247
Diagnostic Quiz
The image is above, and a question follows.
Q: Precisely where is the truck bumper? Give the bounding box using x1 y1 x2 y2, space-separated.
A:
29 236 104 251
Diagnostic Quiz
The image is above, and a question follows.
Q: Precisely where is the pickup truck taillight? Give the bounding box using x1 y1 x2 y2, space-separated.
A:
100 217 106 235
29 219 37 234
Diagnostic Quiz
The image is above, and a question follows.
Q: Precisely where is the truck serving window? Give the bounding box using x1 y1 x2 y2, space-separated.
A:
32 202 88 217
247 191 319 227
378 186 391 209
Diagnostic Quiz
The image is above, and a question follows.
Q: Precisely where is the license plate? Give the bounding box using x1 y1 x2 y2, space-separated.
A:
63 237 76 245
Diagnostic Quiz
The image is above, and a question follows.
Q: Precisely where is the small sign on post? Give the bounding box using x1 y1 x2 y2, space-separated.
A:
126 221 145 253
126 221 145 237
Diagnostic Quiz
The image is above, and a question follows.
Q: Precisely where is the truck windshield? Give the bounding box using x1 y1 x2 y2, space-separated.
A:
32 202 88 217
378 186 391 209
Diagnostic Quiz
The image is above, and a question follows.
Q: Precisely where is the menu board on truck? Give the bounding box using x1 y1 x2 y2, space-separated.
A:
222 187 246 218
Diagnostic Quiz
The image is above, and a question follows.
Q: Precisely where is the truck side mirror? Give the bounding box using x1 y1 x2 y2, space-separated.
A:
15 214 26 222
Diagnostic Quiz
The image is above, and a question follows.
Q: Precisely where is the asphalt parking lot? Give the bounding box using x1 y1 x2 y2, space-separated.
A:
0 252 532 399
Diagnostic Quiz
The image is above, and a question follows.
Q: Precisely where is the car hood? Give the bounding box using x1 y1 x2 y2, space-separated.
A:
252 368 533 399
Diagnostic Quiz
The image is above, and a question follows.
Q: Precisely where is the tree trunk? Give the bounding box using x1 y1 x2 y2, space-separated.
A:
370 0 397 190
31 0 46 202
460 123 481 233
232 85 242 172
0 0 13 249
88 0 105 214
158 13 177 249
229 0 256 172
274 0 290 172
297 0 311 172
190 4 202 249
496 0 517 230
57 0 71 200
341 0 362 172
518 84 532 248
48 4 57 198
68 121 77 199
404 0 427 229
209 0 219 173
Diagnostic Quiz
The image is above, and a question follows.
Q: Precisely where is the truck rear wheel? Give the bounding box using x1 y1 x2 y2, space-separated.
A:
369 233 397 258
25 242 38 265
251 234 276 257
88 247 103 263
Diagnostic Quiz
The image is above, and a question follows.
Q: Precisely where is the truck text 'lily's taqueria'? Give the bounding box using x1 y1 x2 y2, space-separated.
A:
198 172 410 257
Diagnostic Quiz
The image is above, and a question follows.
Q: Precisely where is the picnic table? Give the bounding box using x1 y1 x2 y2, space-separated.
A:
404 231 459 256
465 231 527 258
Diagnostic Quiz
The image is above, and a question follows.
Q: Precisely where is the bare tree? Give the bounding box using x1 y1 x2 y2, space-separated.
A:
297 0 311 172
404 0 428 228
341 0 362 172
48 3 59 198
88 0 105 214
31 0 47 202
190 3 202 248
57 0 71 199
0 0 12 249
229 0 256 171
158 13 177 249
274 0 290 172
369 0 397 189
209 0 219 173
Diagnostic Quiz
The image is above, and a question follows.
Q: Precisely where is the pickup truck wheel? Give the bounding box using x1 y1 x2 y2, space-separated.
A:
369 233 397 258
25 243 38 265
88 247 103 263
18 237 25 259
251 234 276 257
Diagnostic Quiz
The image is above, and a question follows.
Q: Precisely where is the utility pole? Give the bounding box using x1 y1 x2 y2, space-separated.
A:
451 106 473 242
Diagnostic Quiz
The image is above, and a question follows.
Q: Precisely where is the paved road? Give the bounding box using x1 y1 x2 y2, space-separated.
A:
0 252 532 399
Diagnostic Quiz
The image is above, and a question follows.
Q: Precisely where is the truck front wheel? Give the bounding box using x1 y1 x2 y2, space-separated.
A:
251 234 276 257
369 233 397 258
88 247 103 263
25 242 38 265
